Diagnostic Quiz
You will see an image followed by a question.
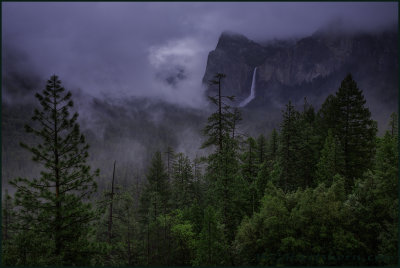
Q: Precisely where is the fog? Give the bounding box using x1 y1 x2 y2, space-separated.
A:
2 2 397 108
2 2 397 192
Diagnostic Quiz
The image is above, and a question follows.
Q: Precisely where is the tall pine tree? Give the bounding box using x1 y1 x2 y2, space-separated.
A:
315 130 345 186
201 73 246 264
139 151 170 265
240 137 258 214
171 152 195 209
297 98 318 187
319 74 377 189
267 128 279 170
9 75 99 265
275 101 302 192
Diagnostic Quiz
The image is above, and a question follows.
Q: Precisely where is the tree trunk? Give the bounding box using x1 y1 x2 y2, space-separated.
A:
53 77 62 258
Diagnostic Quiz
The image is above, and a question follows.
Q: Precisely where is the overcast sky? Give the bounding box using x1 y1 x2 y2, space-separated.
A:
2 2 398 108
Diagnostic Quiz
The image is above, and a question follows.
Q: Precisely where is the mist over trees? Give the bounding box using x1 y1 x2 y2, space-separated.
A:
1 73 398 266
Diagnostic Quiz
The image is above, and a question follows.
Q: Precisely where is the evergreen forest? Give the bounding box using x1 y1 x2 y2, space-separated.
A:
1 73 398 266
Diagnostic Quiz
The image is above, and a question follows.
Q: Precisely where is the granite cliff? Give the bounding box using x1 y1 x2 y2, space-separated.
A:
202 29 398 134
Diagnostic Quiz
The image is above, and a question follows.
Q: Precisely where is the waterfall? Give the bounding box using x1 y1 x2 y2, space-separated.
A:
239 67 257 107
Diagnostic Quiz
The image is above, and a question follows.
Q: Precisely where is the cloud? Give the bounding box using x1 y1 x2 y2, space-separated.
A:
2 2 397 108
147 37 208 106
149 38 202 68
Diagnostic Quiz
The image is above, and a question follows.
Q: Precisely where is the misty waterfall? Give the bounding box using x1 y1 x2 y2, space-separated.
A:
239 67 257 107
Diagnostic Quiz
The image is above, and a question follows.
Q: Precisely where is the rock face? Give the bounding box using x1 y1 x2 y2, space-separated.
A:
203 29 398 110
202 32 266 99
202 29 398 134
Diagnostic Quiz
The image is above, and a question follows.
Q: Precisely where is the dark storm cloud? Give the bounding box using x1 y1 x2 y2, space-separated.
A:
2 2 397 108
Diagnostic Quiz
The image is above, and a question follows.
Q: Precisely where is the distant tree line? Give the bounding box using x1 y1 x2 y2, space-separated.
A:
2 73 398 266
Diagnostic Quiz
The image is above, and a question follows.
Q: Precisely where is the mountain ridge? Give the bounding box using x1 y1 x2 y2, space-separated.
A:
202 29 398 134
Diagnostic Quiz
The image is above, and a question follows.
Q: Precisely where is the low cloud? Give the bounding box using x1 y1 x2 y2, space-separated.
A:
2 2 397 108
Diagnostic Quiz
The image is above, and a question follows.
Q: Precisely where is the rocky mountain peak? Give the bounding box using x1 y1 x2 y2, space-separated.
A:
203 29 397 134
216 31 254 49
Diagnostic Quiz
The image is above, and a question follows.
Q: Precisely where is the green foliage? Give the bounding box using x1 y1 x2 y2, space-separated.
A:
164 146 175 181
275 101 303 191
347 129 398 265
254 160 270 209
267 128 279 165
202 74 235 151
2 229 59 266
2 189 13 242
240 137 259 215
193 206 229 265
3 73 396 266
335 74 377 182
315 130 345 185
235 180 363 266
171 153 196 209
297 99 319 187
202 73 247 244
272 99 319 190
235 182 289 265
316 94 337 141
241 137 258 183
256 134 268 166
7 75 99 265
168 209 196 265
287 179 362 265
318 74 377 189
388 112 398 138
96 187 140 265
140 151 170 222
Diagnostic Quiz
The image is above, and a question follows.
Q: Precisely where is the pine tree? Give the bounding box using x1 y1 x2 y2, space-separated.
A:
372 131 398 263
202 73 237 152
2 189 13 242
388 112 398 138
297 98 318 187
316 94 337 141
165 209 196 265
107 161 117 244
267 128 279 168
111 189 139 265
231 107 242 140
240 137 258 214
255 134 268 167
234 182 289 265
164 146 175 182
96 161 139 266
319 74 377 188
335 74 376 181
193 206 229 265
192 155 205 204
201 73 246 263
2 189 16 265
171 152 195 209
253 161 270 212
139 151 170 265
241 137 258 183
9 75 99 265
96 185 140 266
276 101 302 192
348 130 398 265
140 151 170 219
253 134 270 211
315 130 345 186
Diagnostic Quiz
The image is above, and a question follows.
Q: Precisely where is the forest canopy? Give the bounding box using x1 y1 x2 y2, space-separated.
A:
1 73 398 266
